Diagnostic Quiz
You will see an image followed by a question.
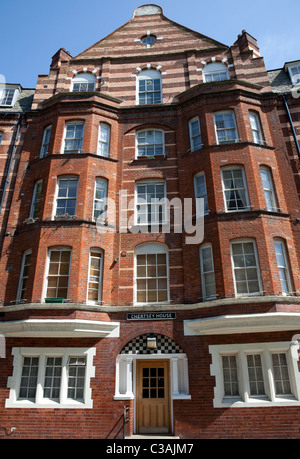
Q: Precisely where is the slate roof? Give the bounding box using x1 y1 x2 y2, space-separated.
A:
0 87 34 114
268 68 293 94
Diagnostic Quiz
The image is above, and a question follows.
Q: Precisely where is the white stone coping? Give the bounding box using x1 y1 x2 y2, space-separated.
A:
184 312 300 336
0 319 120 338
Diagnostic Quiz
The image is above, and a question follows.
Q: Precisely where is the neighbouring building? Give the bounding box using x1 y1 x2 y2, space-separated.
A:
0 4 300 439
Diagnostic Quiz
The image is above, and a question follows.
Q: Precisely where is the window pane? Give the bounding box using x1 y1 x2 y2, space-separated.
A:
88 251 102 302
56 178 78 216
247 354 266 396
47 250 71 299
222 355 239 396
136 249 168 303
222 168 248 211
200 245 216 300
272 353 292 395
214 112 238 144
274 240 291 294
231 242 260 295
19 357 39 400
44 357 62 400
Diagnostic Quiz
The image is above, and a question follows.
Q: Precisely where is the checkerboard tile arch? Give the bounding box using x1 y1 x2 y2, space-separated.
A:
120 333 184 355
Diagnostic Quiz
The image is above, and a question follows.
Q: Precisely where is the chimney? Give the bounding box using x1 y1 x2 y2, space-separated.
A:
234 30 260 57
50 48 73 69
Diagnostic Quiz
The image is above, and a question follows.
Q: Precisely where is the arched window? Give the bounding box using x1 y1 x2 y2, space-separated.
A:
137 70 162 105
203 62 229 83
135 243 169 304
71 72 96 92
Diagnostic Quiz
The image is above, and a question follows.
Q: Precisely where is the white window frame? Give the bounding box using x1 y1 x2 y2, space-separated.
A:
0 87 19 106
0 131 3 145
16 249 32 303
194 172 209 217
230 239 262 297
135 180 167 226
203 62 229 83
97 123 110 157
214 111 239 145
189 117 202 152
71 73 96 92
29 180 43 219
6 347 96 409
260 166 278 212
137 70 162 105
209 341 300 407
44 246 72 301
136 129 165 158
274 238 293 295
221 166 250 212
134 243 170 305
62 121 84 154
54 176 79 218
249 111 265 145
93 178 108 222
40 125 52 158
87 248 104 304
199 244 216 301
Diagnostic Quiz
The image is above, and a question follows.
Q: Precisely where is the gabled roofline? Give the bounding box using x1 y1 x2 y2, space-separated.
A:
73 4 228 61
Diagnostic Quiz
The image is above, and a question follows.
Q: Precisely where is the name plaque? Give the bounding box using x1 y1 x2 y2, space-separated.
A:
127 312 176 321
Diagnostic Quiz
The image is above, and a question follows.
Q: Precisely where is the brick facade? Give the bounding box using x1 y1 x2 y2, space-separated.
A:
0 4 300 439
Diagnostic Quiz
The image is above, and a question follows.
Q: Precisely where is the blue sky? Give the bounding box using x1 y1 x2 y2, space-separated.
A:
1 0 299 88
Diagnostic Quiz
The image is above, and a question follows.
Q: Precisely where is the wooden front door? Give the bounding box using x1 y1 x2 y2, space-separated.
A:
136 360 171 434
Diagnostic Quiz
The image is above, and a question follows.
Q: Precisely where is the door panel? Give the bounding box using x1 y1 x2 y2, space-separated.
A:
137 360 170 434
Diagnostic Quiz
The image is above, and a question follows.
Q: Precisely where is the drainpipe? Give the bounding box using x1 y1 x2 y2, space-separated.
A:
0 115 22 214
282 95 300 160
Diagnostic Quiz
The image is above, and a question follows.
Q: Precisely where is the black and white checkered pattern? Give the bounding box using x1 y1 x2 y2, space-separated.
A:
120 334 184 355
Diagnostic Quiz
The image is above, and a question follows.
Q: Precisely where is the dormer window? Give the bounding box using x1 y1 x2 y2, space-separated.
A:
287 63 300 85
0 86 19 106
71 73 96 92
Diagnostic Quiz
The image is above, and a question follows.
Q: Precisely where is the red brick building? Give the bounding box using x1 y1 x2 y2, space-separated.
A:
1 4 300 439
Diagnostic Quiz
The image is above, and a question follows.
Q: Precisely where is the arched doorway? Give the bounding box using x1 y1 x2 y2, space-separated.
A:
114 333 190 435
